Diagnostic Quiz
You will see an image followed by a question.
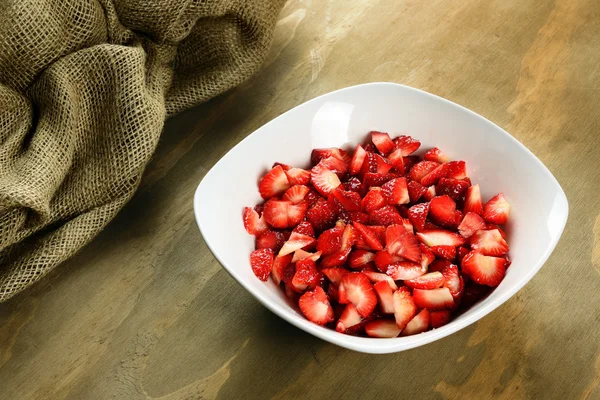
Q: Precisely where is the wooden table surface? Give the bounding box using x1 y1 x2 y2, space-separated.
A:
1 0 599 398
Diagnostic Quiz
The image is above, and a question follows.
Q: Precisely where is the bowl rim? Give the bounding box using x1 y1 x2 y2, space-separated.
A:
193 82 569 354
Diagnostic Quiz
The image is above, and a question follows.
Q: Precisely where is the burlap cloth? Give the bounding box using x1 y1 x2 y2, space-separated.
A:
0 0 285 302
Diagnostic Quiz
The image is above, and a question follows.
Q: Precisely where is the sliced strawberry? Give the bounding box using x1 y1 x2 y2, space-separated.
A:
361 188 387 213
287 201 308 227
316 225 343 255
373 154 393 174
243 206 268 236
320 156 349 178
250 248 274 281
469 229 509 256
279 232 317 256
393 135 421 156
338 272 378 317
393 287 417 329
299 286 335 326
464 184 483 215
421 163 449 186
305 188 320 206
402 218 414 233
263 200 291 228
437 177 470 201
369 205 403 226
428 259 452 273
407 180 427 202
348 250 375 269
420 244 436 269
259 165 291 199
339 211 370 225
369 225 387 243
311 163 341 196
429 195 460 227
343 176 367 197
373 281 395 314
385 224 422 262
322 267 349 286
424 147 450 163
423 185 436 201
408 202 430 231
365 319 401 338
306 198 338 232
331 188 362 212
431 245 456 260
371 131 395 155
291 258 320 291
362 271 398 290
291 249 322 263
461 281 491 308
321 247 352 268
456 246 470 266
364 172 396 187
353 222 384 251
336 304 363 332
387 148 405 173
381 177 409 205
340 223 358 250
387 261 427 280
458 212 486 238
413 288 455 310
292 221 315 237
400 309 430 336
409 161 439 183
349 144 367 175
430 310 452 328
282 185 309 204
486 223 507 239
272 162 291 170
311 148 350 166
416 229 466 247
360 262 377 272
445 160 467 179
374 250 403 272
405 271 445 289
271 253 293 285
358 151 378 180
441 264 463 303
482 193 510 224
284 167 310 185
256 230 286 252
462 251 507 287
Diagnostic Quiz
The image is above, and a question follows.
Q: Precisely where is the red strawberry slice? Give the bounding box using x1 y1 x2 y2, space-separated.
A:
321 247 352 268
271 253 293 285
458 212 486 238
291 249 322 263
340 223 358 250
259 165 291 199
420 244 435 269
464 184 483 215
371 131 395 155
393 287 417 329
331 188 361 212
263 200 291 228
404 271 445 289
343 176 367 197
339 211 370 225
400 309 430 336
387 261 427 280
482 193 510 224
408 202 430 231
336 304 363 332
311 148 350 166
430 310 452 328
362 271 398 290
374 250 403 272
349 144 367 175
284 167 310 185
279 232 317 256
423 185 436 201
428 259 452 273
369 205 403 226
320 156 348 178
373 153 393 174
393 135 421 156
243 207 268 236
316 225 343 255
402 218 414 233
416 229 466 247
407 180 427 202
429 195 460 227
381 177 409 205
441 264 463 302
363 172 396 187
436 177 470 201
424 147 450 163
385 224 422 262
292 221 315 237
287 201 308 227
311 163 341 196
365 319 401 338
486 223 507 239
456 246 470 266
322 267 349 286
348 249 375 269
299 286 335 326
361 188 387 213
282 185 309 204
421 163 449 186
462 251 507 287
358 151 378 179
368 225 386 243
291 258 320 291
431 245 456 260
306 198 338 232
413 288 455 310
272 162 291 170
387 148 405 173
373 281 395 313
469 229 509 256
353 222 384 251
250 248 274 281
445 160 467 179
256 230 286 252
409 160 439 183
338 272 378 317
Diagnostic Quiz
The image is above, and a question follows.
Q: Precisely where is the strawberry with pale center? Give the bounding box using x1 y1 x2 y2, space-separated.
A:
338 272 378 317
259 165 291 199
483 193 510 224
299 286 335 325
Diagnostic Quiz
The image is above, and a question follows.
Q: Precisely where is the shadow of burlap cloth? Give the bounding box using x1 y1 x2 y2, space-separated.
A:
0 0 285 302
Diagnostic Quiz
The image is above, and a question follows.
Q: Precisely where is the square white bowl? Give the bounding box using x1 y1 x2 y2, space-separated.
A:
193 82 568 354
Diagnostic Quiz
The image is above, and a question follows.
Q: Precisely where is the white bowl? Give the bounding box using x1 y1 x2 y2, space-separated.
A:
193 82 568 354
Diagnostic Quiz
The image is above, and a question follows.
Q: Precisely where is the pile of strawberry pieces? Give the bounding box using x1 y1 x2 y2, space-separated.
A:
243 132 511 338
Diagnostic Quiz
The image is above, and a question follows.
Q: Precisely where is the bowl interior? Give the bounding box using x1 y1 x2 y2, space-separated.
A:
194 83 568 353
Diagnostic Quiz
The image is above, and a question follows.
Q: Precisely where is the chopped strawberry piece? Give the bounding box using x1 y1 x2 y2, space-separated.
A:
416 229 466 247
338 272 378 317
401 309 430 336
362 271 398 290
456 246 470 266
437 177 470 201
458 212 486 238
331 188 362 211
272 162 291 170
369 205 404 226
387 148 405 173
482 193 510 224
291 249 322 263
429 195 460 227
320 156 349 178
381 177 409 205
292 221 315 238
464 184 483 215
250 248 274 281
371 131 395 155
405 271 445 289
393 135 421 156
363 172 396 187
409 160 439 183
339 211 370 225
287 201 308 227
462 251 507 287
486 223 507 239
284 167 311 185
431 245 456 260
407 180 427 202
386 261 427 280
316 225 344 255
373 153 393 174
299 286 335 325
358 152 377 179
423 185 436 201
311 148 350 166
385 224 422 262
428 259 452 273
279 232 317 256
340 223 358 250
306 198 338 232
413 288 455 310
374 250 403 272
322 267 349 286
343 176 367 196
348 249 375 269
353 222 384 251
311 163 341 196
393 287 417 329
349 144 367 175
441 264 463 303
291 258 320 291
445 160 467 179
421 163 449 186
430 310 452 328
259 165 291 199
321 247 352 268
336 304 363 332
256 230 286 252
424 147 450 163
469 229 509 256
420 244 435 269
243 206 268 236
271 253 293 285
408 202 430 231
365 319 401 338
263 200 291 228
282 185 309 204
361 188 387 213
373 281 395 314
402 218 414 233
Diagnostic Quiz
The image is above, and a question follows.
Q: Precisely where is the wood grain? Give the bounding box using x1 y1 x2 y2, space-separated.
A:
1 0 600 398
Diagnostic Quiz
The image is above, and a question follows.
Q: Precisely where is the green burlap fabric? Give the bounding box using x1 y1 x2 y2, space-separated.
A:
0 0 285 302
